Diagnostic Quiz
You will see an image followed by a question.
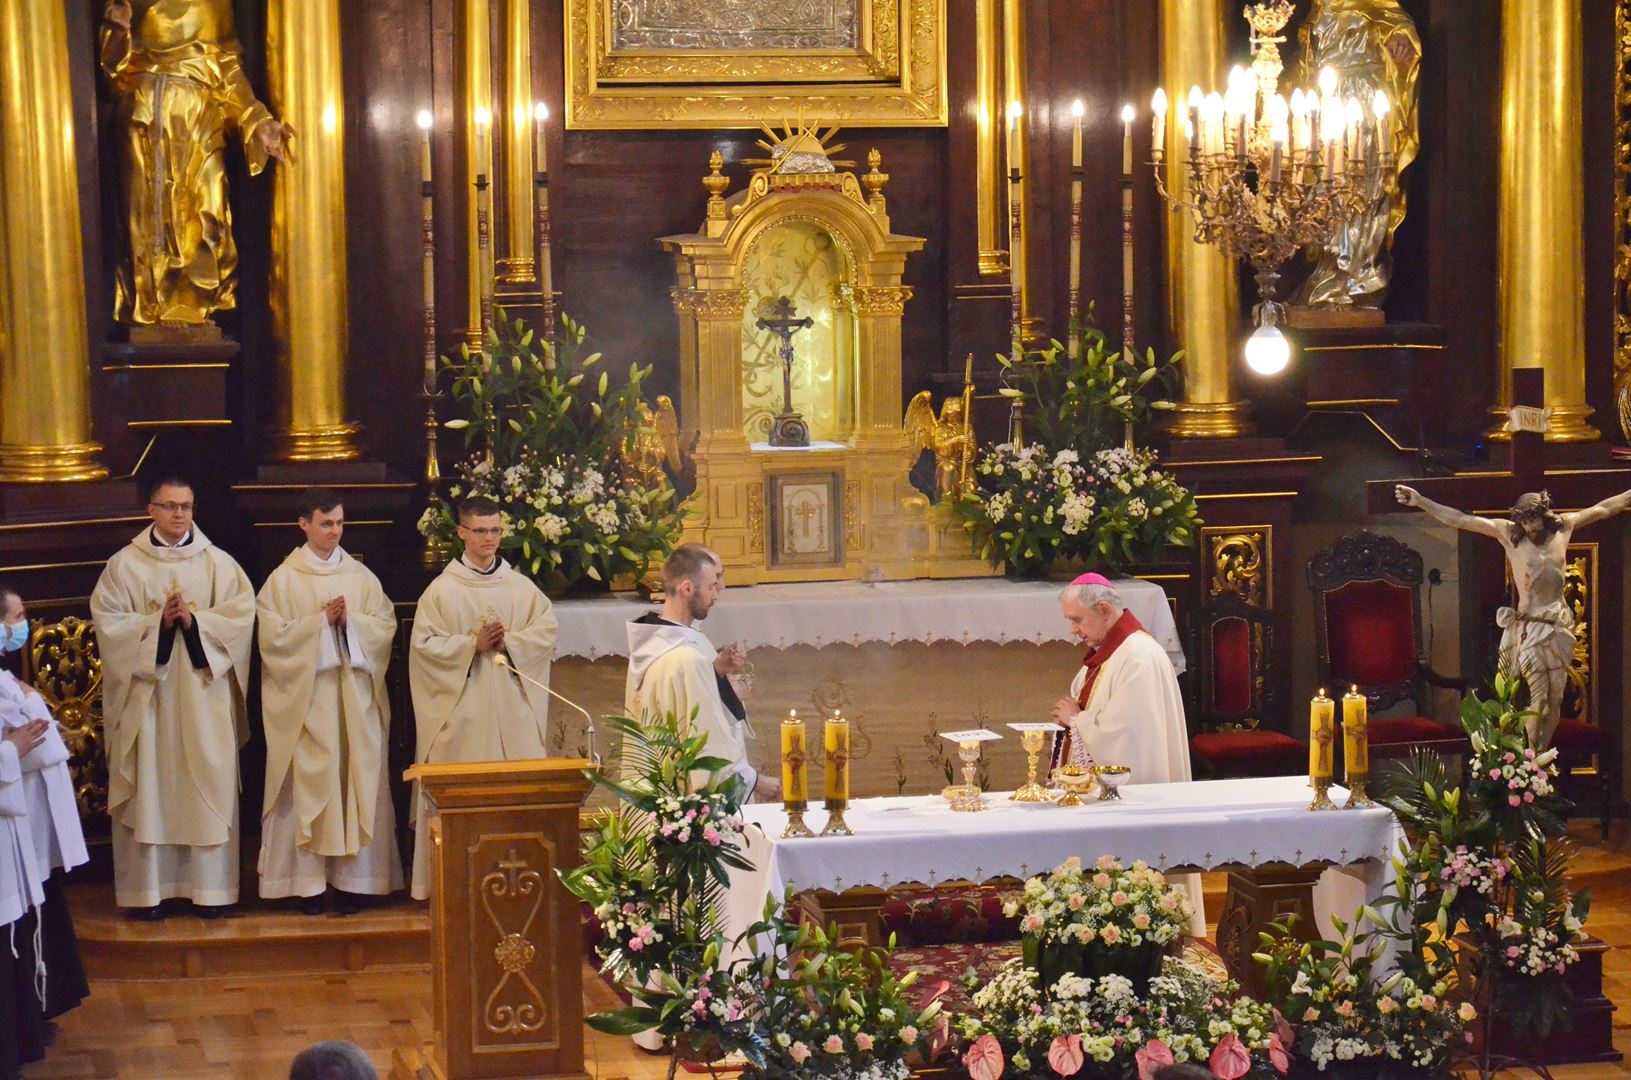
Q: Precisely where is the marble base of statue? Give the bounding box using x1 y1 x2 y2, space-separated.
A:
771 411 810 448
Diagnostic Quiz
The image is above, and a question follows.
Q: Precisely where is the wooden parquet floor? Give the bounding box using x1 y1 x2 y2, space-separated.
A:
25 819 1631 1079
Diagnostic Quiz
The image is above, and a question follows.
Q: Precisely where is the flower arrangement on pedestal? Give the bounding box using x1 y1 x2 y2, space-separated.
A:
419 310 684 593
953 316 1200 576
1254 675 1588 1076
561 712 940 1079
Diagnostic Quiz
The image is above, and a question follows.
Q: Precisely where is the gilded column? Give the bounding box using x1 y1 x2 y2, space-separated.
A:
1002 0 1040 341
975 0 1004 277
1494 0 1597 441
1160 0 1251 439
266 0 360 461
0 0 107 482
464 0 494 341
495 0 537 296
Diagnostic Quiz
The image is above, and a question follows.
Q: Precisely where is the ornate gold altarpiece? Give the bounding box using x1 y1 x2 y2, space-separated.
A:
662 133 983 583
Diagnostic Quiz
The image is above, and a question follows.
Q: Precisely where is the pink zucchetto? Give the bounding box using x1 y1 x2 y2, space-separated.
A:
1070 572 1112 587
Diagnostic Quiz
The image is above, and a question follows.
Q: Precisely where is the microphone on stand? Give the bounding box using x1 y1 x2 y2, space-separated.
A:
491 652 600 768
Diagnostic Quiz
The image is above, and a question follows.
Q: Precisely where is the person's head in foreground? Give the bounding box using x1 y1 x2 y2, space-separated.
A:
456 495 504 567
1058 572 1126 649
289 1040 378 1080
146 475 196 544
298 487 346 559
662 543 723 623
0 580 24 658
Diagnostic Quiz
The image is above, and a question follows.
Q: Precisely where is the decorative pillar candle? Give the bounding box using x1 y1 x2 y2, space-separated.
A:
781 710 807 805
1341 685 1374 808
1308 689 1335 782
823 713 850 802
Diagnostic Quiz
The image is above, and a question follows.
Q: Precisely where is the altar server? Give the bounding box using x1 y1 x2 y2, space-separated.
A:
0 584 89 1023
625 544 779 802
257 489 402 913
0 718 49 1076
409 496 558 900
1050 573 1205 936
91 478 255 918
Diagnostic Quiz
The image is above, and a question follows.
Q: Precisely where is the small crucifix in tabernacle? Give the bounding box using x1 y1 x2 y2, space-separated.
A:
756 295 815 447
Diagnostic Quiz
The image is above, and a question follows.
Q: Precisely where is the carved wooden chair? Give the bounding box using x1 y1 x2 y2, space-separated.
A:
1187 593 1306 779
1307 530 1471 767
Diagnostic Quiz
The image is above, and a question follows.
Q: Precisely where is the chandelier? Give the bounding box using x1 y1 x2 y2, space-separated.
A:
1147 1 1394 373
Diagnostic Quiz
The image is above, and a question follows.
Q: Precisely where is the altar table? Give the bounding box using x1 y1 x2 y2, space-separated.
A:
726 776 1403 993
546 578 1186 799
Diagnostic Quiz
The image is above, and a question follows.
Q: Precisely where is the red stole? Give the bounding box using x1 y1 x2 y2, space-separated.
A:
1054 609 1145 768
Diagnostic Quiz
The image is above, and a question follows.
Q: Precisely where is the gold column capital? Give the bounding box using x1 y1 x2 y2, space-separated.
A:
1495 0 1597 443
671 287 751 320
849 285 914 317
0 0 107 482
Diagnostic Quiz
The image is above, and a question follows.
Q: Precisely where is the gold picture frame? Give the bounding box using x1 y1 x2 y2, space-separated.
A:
564 0 948 129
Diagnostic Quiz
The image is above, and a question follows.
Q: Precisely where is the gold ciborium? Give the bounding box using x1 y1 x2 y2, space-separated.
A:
1052 765 1097 806
948 740 988 812
1094 764 1130 802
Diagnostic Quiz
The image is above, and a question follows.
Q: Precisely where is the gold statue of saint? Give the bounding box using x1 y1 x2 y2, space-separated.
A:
100 0 292 329
622 395 684 487
904 389 975 501
1297 0 1421 309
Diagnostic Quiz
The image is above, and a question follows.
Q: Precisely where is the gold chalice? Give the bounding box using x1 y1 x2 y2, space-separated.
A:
948 740 988 812
1094 764 1130 801
1051 765 1097 807
1011 729 1051 803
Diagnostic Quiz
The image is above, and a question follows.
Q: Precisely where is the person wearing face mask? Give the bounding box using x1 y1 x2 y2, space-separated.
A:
407 496 558 901
256 490 401 915
90 477 256 919
0 703 50 1076
0 584 89 1028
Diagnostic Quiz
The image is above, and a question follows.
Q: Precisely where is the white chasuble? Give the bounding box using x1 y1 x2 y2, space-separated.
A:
408 558 556 899
1067 629 1206 937
91 527 254 906
625 619 755 793
256 546 401 898
0 671 88 878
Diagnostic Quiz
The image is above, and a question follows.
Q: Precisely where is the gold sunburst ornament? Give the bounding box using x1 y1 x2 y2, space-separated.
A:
741 122 855 176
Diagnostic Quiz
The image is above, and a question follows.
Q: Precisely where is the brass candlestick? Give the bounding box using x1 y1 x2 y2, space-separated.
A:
420 391 452 566
782 801 815 839
1343 775 1374 810
1308 777 1336 812
1011 729 1050 802
949 741 987 812
819 798 853 837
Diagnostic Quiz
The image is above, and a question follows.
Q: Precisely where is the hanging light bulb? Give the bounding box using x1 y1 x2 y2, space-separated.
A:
1244 322 1291 376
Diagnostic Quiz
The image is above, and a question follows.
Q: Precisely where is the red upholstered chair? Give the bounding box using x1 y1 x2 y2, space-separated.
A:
1308 531 1471 764
1187 593 1307 779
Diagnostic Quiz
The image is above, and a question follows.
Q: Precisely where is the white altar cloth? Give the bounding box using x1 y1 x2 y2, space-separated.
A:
726 776 1401 945
551 577 1185 672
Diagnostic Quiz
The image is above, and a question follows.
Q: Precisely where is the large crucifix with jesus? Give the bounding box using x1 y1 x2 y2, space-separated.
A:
1365 369 1631 747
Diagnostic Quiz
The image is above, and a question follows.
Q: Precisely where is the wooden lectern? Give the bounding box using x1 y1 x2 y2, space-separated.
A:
392 759 593 1080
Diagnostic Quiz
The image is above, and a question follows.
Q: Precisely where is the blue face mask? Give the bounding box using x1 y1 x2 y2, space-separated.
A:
1 622 27 655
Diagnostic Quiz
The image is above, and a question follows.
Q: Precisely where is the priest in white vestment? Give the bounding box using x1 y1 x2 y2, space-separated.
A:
408 496 558 900
0 582 89 1021
90 479 255 916
625 544 779 802
257 489 402 912
1051 574 1205 937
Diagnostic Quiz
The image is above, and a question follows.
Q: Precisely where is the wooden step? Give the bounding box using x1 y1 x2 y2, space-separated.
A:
67 881 429 981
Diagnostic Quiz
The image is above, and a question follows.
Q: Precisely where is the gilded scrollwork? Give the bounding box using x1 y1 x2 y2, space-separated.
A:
747 483 766 553
844 480 862 549
1560 546 1596 727
1204 528 1269 608
480 847 549 1037
671 287 751 319
26 617 107 820
566 0 946 129
848 285 913 316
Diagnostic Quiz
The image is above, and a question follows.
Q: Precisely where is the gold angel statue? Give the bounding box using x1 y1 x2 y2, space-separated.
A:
100 0 292 330
1297 0 1421 310
623 395 684 487
904 385 975 502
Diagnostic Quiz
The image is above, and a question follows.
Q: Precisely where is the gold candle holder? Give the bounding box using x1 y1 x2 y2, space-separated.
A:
1308 778 1336 812
781 710 814 838
819 714 853 837
1342 685 1374 809
1011 728 1051 802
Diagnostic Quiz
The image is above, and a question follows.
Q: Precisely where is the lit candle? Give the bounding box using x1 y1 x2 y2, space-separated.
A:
1150 88 1167 162
416 109 435 390
1072 98 1085 170
1341 686 1369 780
474 105 491 180
1119 103 1133 177
1269 121 1285 185
823 712 850 802
1308 689 1335 782
532 101 548 173
781 710 808 805
1187 85 1203 160
1007 99 1022 178
1372 89 1392 159
1344 96 1363 166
